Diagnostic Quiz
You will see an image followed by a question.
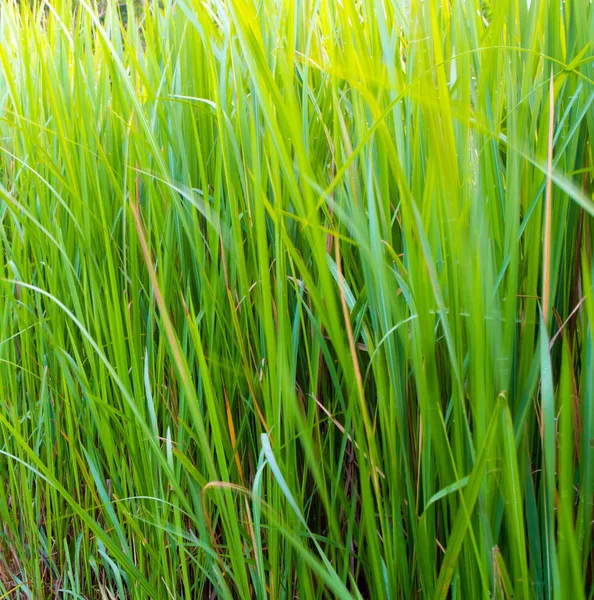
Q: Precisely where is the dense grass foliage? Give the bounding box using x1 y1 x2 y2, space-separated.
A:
0 0 592 597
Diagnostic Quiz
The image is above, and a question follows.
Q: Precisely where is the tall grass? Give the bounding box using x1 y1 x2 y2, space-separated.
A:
0 0 592 597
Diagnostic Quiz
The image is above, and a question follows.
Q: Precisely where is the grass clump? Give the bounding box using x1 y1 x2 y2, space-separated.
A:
0 0 592 597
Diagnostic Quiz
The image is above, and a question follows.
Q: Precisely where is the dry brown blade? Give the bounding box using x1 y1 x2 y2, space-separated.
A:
201 480 263 588
549 296 587 350
131 202 234 584
311 394 385 479
334 236 382 494
223 386 244 483
129 172 190 397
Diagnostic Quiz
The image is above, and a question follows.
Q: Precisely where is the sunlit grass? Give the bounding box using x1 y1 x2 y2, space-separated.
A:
0 0 592 597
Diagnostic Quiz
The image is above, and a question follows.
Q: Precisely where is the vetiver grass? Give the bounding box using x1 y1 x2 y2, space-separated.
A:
0 0 591 597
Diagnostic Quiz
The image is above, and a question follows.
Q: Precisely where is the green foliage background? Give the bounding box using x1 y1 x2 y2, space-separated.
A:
0 0 592 597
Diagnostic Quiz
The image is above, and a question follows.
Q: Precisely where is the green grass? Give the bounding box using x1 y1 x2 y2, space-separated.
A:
0 0 592 597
